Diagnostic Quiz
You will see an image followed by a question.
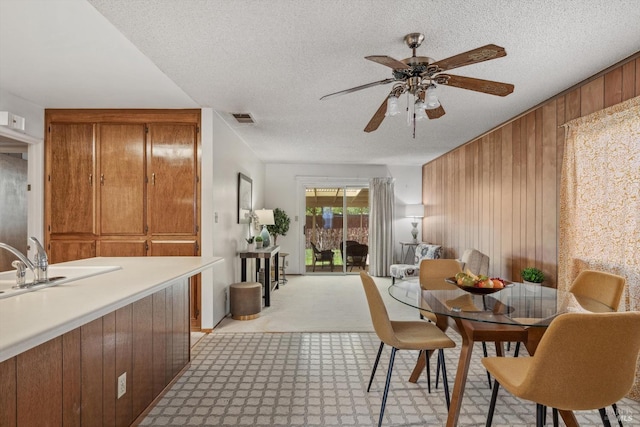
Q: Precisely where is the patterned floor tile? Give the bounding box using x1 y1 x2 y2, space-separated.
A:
140 332 640 426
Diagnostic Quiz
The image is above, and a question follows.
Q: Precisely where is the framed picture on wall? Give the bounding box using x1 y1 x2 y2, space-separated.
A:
238 173 252 224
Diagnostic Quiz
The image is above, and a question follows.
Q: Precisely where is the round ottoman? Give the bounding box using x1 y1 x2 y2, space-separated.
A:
230 282 262 320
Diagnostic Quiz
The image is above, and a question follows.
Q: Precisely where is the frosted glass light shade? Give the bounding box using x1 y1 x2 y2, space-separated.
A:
415 100 427 121
385 95 401 116
425 86 440 109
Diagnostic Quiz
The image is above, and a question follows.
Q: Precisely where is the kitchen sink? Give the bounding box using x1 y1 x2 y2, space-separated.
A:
0 265 122 299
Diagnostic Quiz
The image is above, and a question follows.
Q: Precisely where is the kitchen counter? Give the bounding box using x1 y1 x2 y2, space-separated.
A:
0 256 221 362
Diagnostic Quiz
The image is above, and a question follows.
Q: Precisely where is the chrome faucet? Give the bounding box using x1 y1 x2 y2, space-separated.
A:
0 237 48 286
29 237 48 283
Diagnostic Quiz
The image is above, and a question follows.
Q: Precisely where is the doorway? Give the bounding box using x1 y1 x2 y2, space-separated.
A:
304 186 369 274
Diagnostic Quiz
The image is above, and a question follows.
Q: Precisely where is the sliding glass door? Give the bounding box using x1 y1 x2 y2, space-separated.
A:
304 186 369 274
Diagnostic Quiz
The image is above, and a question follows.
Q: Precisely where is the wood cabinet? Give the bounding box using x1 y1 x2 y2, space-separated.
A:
148 124 198 236
99 123 146 236
45 110 200 256
45 110 202 327
0 278 190 426
49 239 96 264
49 123 96 236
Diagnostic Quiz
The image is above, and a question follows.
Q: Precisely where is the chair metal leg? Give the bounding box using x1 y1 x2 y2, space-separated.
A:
368 342 385 392
599 408 613 427
424 350 432 393
482 342 492 389
536 404 545 427
485 379 500 427
378 347 397 427
514 341 521 357
438 349 450 411
552 408 559 427
435 354 441 389
612 403 623 427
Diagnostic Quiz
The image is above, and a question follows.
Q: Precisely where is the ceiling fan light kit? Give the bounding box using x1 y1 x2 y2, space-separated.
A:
321 33 514 136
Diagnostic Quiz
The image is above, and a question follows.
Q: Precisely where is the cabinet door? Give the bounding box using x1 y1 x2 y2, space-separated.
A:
49 240 96 264
99 124 146 235
148 240 197 256
148 124 197 235
99 240 146 257
49 123 96 235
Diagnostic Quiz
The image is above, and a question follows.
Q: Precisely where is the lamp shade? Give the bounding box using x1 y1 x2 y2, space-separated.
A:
254 209 275 225
405 204 424 218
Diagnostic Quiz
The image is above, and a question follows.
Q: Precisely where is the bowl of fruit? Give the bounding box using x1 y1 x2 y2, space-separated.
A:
446 270 511 295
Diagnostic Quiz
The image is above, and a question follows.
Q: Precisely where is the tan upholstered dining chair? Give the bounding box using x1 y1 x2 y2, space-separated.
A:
568 269 627 424
569 269 626 312
359 271 456 427
482 311 640 427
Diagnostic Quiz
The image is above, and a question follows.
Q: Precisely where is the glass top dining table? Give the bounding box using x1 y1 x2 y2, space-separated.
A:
388 278 611 327
388 278 612 427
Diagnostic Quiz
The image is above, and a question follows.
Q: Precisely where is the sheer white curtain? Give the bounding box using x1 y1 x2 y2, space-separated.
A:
369 177 395 276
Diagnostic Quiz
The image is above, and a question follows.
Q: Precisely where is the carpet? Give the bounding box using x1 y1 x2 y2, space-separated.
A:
214 274 417 333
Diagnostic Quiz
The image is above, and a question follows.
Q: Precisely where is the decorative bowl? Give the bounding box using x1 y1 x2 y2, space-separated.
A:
445 277 511 295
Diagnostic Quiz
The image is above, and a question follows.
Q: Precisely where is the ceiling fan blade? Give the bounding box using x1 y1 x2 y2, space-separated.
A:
364 97 388 133
431 44 507 72
440 74 514 96
426 105 446 119
365 55 410 70
320 78 395 100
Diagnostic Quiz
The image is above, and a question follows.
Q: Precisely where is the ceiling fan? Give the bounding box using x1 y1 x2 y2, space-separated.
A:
320 33 514 134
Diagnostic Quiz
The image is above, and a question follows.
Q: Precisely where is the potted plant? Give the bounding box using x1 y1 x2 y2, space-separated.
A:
255 235 263 249
521 267 544 285
246 236 255 251
266 208 291 246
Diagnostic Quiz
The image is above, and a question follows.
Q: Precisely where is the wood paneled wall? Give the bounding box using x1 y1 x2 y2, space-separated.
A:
0 279 189 426
422 54 640 286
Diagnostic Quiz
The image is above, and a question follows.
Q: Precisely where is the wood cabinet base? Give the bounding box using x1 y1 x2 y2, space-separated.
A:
0 279 189 426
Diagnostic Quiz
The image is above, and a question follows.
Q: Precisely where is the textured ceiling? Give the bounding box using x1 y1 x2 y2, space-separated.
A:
1 0 639 165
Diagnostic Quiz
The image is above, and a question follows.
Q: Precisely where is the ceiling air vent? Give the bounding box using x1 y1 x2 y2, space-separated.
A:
231 113 255 124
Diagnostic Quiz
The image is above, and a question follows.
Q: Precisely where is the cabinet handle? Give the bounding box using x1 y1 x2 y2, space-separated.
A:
151 173 155 185
89 174 92 186
100 174 104 185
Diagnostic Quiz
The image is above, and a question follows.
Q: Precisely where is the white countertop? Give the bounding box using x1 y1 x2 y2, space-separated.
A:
0 256 221 362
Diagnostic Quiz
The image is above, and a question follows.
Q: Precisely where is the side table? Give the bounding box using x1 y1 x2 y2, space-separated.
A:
398 241 422 264
238 245 280 307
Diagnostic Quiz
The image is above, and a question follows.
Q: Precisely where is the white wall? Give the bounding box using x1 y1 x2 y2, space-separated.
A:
264 163 423 274
200 109 265 329
0 89 45 140
387 165 424 261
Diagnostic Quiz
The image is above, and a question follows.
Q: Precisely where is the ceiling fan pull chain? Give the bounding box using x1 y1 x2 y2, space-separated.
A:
406 92 411 126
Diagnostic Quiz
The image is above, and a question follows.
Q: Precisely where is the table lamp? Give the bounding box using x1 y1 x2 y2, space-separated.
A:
254 209 275 247
405 204 424 243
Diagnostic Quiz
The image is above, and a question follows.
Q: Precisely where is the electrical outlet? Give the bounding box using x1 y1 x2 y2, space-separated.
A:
117 372 126 399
